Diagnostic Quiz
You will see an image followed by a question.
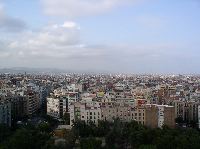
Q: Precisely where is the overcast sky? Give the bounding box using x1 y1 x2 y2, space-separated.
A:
0 0 200 73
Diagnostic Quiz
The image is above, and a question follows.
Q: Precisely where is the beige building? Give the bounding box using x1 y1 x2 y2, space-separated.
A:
70 101 101 126
101 102 146 124
173 100 199 122
145 104 175 128
131 107 146 125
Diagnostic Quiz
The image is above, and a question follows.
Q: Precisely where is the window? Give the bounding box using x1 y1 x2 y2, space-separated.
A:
90 112 92 115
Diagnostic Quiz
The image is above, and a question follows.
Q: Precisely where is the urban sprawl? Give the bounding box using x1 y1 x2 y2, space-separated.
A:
1 73 200 130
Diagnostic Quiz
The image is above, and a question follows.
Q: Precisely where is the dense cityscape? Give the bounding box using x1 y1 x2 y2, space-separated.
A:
1 0 200 148
1 72 200 148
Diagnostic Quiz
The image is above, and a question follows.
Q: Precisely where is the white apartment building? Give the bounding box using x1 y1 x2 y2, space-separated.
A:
47 96 68 119
53 88 79 111
47 97 60 118
157 105 165 128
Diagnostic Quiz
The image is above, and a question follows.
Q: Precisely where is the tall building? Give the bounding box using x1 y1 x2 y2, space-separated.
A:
47 97 60 119
47 96 68 119
25 90 40 115
0 98 11 126
198 105 200 129
145 104 175 128
10 95 27 122
173 100 199 123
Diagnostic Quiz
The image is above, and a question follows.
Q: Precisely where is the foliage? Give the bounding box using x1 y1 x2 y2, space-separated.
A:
1 127 51 149
0 124 12 143
73 120 200 149
1 119 200 149
80 137 102 149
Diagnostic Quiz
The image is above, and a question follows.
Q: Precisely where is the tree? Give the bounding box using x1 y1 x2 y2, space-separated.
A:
3 127 51 149
139 145 157 149
37 122 51 133
80 138 102 149
0 124 11 143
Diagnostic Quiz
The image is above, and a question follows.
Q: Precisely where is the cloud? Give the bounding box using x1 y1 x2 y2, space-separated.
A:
11 21 80 47
3 21 85 58
0 21 185 73
0 3 26 32
0 19 168 60
41 0 133 18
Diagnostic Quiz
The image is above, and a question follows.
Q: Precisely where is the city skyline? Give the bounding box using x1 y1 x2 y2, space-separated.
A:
0 0 200 73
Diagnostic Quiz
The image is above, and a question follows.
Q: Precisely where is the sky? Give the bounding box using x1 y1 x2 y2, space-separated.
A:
0 0 200 74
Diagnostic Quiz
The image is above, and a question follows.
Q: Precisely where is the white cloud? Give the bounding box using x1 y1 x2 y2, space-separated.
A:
62 21 80 29
1 19 170 60
9 21 80 50
2 21 104 59
0 27 196 73
41 0 133 17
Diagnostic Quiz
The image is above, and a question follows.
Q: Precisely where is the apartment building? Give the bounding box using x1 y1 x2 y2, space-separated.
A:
70 101 101 126
47 97 60 119
53 88 79 111
10 95 28 121
25 90 40 115
145 104 175 128
173 100 199 122
101 102 117 121
131 107 146 125
198 105 200 129
47 96 68 119
101 102 146 124
0 98 11 126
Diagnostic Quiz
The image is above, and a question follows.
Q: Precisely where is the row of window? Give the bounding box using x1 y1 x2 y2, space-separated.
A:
81 115 101 120
87 112 100 115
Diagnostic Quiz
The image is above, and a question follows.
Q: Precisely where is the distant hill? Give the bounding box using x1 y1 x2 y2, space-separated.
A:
0 67 66 74
0 67 111 74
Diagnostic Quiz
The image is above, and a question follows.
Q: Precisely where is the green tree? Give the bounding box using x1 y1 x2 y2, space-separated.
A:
0 124 11 143
80 138 102 149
